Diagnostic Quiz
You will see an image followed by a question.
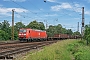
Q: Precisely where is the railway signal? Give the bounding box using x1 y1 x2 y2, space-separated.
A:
81 7 85 39
81 7 85 40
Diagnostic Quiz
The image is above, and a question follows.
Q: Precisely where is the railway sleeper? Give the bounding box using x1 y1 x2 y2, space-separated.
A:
0 56 13 60
0 44 43 56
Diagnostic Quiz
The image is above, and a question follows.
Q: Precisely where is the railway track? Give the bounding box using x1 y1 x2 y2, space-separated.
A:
0 40 57 60
0 40 20 45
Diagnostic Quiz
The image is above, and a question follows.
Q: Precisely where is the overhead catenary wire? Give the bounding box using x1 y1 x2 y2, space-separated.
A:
0 7 31 25
27 0 57 19
69 0 82 14
11 0 45 20
11 0 36 18
69 0 82 26
8 0 43 23
27 0 55 22
44 0 80 30
1 0 81 25
27 0 51 15
44 0 71 17
10 0 60 24
27 0 44 12
0 3 27 19
11 0 37 14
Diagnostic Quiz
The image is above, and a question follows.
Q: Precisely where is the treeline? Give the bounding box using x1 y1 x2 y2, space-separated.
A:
0 20 80 40
84 24 90 45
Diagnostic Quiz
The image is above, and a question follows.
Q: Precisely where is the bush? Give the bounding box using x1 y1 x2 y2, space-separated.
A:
67 41 89 60
0 30 9 40
74 52 83 60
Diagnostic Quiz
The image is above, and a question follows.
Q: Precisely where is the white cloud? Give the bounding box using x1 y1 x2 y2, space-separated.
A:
85 11 90 15
51 2 90 15
74 7 81 13
8 8 28 13
51 5 61 11
73 3 82 13
0 7 28 17
3 0 26 2
74 5 90 16
0 13 11 16
61 3 72 9
74 4 81 7
51 3 72 11
47 0 57 2
0 7 28 13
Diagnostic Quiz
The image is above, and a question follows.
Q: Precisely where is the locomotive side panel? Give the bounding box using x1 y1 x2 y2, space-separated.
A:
30 30 40 39
40 31 47 40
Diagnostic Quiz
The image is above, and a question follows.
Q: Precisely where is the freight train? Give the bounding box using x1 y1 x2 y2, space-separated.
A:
18 28 80 42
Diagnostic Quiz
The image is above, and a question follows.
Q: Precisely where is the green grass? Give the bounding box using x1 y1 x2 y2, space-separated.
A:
18 39 90 60
67 40 90 60
19 39 76 60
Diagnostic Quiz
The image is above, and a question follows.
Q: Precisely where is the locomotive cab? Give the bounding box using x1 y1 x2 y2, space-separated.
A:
19 29 27 41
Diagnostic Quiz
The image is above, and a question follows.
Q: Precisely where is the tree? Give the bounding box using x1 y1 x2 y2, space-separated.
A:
1 20 10 33
67 29 73 35
84 25 90 45
14 22 25 31
46 24 65 37
61 28 67 34
0 20 11 40
0 30 9 40
38 22 45 30
73 31 81 36
56 24 62 33
46 25 56 37
26 20 45 30
14 22 25 40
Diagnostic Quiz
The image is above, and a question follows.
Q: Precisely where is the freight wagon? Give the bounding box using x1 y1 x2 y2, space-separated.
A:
48 34 69 40
48 34 79 40
18 28 47 42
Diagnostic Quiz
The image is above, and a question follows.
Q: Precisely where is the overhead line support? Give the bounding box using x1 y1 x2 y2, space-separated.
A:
12 9 15 40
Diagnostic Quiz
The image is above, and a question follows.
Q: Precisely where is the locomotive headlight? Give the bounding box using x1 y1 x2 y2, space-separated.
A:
19 34 21 35
24 34 26 35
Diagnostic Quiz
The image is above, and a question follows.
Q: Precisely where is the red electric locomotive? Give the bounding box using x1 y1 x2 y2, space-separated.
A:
18 28 47 42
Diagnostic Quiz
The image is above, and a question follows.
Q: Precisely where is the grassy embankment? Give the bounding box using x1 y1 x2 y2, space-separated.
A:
19 39 90 60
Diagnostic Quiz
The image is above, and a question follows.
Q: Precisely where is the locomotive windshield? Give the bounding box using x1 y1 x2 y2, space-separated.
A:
19 29 26 33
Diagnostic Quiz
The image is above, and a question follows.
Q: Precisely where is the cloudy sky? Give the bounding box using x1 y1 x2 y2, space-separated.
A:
0 0 90 32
